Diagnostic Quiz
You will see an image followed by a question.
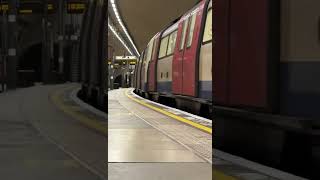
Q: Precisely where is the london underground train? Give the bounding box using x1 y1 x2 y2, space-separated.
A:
134 0 212 117
135 0 320 121
133 1 320 176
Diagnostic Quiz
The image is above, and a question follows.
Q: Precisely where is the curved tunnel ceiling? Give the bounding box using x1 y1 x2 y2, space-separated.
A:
112 0 199 55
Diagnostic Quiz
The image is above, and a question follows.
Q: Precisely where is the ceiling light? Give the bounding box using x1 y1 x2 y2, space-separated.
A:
109 0 140 57
108 22 133 56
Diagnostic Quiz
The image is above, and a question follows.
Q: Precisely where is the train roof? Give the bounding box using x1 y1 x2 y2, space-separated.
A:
162 23 179 37
160 0 206 38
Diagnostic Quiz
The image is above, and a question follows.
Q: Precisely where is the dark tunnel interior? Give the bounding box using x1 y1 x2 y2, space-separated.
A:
18 43 42 86
113 75 122 89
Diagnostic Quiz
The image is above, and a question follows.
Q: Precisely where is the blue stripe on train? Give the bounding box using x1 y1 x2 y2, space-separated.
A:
148 61 320 119
280 61 320 118
157 81 172 94
156 81 212 101
199 81 212 101
142 83 147 92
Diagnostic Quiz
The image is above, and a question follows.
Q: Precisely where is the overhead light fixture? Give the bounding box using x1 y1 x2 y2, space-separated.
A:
110 0 140 57
108 22 134 56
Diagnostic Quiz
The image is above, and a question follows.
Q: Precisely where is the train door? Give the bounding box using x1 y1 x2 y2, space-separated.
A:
199 0 212 100
147 34 160 92
135 57 139 89
140 50 148 91
137 51 144 90
133 62 137 88
172 2 205 97
143 39 154 92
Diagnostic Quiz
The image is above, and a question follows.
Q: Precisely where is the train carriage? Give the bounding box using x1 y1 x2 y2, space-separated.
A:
133 0 320 178
79 0 107 110
157 23 178 94
212 0 320 178
134 0 212 116
135 0 319 119
213 0 320 118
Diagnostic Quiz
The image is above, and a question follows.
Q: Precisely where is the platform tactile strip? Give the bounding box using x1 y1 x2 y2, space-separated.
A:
112 89 212 163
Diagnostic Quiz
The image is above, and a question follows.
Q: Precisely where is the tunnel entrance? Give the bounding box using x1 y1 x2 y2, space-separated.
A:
18 43 42 87
114 75 122 89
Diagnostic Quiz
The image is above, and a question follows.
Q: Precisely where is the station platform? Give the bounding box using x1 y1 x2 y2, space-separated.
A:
0 83 308 180
108 88 309 180
108 88 212 180
0 83 107 180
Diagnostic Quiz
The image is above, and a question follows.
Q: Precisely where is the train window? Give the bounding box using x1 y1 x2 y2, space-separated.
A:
187 13 197 48
167 31 177 55
146 39 154 62
139 52 144 63
202 8 212 43
180 18 189 50
143 48 148 62
158 36 169 58
151 39 157 60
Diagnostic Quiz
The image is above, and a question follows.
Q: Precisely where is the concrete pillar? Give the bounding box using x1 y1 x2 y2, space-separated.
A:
7 0 17 89
110 55 115 90
42 0 50 84
58 0 65 74
108 45 115 90
1 1 8 91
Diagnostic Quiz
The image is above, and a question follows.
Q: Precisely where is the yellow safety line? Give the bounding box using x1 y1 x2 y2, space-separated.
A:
50 88 107 136
213 169 239 180
19 9 33 14
125 90 212 134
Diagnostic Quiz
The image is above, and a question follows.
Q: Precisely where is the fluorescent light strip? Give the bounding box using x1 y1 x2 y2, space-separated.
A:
108 22 133 56
110 0 140 56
